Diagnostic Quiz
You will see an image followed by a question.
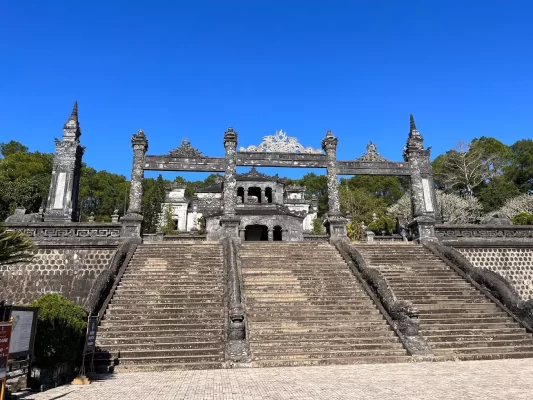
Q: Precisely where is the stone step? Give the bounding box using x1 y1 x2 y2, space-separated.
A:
98 327 224 337
107 304 224 311
250 342 402 352
248 314 385 322
249 337 401 346
418 309 508 317
248 331 396 341
104 312 224 320
100 319 222 328
430 339 533 349
420 327 527 336
252 355 410 368
114 289 223 295
252 349 407 360
98 348 224 359
97 338 224 347
420 322 520 331
113 362 223 372
248 320 393 329
114 355 224 365
434 345 533 355
419 316 514 324
247 306 380 313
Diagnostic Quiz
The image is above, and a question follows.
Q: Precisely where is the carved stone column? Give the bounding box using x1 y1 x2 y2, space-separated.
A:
267 229 273 241
322 130 347 237
405 115 439 243
44 102 84 222
260 189 266 204
122 129 148 238
220 127 241 238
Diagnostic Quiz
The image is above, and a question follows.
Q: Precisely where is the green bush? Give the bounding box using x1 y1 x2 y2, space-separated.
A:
346 222 363 241
30 293 87 369
311 217 325 235
367 216 396 235
511 212 533 225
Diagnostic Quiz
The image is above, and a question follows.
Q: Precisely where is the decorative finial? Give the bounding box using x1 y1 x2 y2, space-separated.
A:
326 130 333 137
410 114 417 132
227 127 234 132
69 101 78 121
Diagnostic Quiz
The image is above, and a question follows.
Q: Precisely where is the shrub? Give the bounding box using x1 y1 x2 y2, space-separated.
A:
346 221 363 241
367 216 395 235
311 217 325 235
511 212 533 225
30 293 87 369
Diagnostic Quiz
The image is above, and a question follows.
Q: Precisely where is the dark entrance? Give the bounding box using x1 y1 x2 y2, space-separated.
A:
245 225 268 241
273 226 282 241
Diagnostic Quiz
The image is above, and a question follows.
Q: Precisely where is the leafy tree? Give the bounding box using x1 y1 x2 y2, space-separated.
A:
505 139 533 193
433 141 493 195
30 293 87 369
367 216 396 235
0 141 29 157
339 185 388 224
340 175 406 207
311 216 325 235
161 204 178 234
142 175 168 234
78 166 129 222
0 147 53 219
0 225 35 265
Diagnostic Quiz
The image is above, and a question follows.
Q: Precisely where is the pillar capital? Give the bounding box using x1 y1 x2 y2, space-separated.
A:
224 126 238 147
321 130 338 152
131 129 149 153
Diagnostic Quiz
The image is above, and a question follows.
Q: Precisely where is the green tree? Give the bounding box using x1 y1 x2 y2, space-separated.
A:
0 146 53 220
78 166 129 221
30 294 87 369
0 140 29 157
505 139 533 193
142 175 168 233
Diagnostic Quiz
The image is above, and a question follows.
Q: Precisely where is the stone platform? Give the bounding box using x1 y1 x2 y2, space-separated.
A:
19 359 533 399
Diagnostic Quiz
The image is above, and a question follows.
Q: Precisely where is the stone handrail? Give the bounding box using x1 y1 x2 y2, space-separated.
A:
424 241 533 331
94 241 138 324
221 236 248 362
332 238 432 356
5 222 123 240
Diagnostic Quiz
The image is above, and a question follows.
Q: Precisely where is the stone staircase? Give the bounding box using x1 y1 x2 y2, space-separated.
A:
96 242 226 371
355 243 533 360
240 242 410 367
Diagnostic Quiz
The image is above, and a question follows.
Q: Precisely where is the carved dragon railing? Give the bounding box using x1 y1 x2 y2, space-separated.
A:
332 238 432 357
424 241 533 331
221 237 249 363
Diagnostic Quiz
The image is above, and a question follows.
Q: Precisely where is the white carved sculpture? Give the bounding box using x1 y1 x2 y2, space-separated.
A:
239 129 322 154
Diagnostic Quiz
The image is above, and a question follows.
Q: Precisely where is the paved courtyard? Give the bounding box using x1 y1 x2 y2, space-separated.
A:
18 359 533 400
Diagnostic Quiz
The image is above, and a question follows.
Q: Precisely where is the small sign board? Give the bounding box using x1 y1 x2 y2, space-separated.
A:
0 322 12 380
8 307 39 359
84 316 98 353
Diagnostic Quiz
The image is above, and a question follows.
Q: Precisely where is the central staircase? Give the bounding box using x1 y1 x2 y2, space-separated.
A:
96 242 226 371
240 242 409 367
355 244 533 360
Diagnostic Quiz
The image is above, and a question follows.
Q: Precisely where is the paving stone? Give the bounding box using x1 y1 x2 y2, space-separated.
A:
21 359 533 400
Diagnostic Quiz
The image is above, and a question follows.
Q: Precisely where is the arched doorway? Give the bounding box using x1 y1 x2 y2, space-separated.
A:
273 226 282 241
245 225 268 241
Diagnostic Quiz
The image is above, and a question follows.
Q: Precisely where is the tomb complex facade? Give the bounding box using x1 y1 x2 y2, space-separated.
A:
2 102 533 377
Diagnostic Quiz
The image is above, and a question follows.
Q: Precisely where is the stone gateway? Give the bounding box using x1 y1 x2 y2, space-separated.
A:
2 103 533 373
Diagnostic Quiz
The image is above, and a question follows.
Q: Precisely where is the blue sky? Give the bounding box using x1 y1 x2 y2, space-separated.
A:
1 1 532 180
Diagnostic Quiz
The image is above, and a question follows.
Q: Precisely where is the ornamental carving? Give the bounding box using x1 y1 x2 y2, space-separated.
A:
237 167 279 181
355 142 390 162
9 226 121 238
239 130 322 154
169 138 203 157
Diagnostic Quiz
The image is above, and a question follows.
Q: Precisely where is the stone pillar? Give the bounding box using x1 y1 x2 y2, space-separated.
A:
268 229 273 241
404 115 439 243
220 127 241 238
243 188 248 204
44 101 85 222
121 129 148 238
321 130 347 238
260 189 266 204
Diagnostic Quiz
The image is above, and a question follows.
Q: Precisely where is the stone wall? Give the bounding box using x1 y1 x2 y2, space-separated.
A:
457 247 533 301
0 244 119 309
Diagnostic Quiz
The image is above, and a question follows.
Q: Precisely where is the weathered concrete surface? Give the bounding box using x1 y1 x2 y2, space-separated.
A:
21 359 533 399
